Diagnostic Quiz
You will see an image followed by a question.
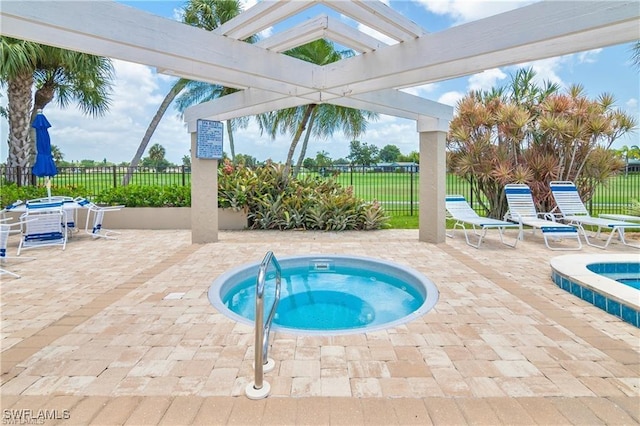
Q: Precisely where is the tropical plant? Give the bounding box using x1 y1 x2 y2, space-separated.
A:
218 160 388 230
122 0 251 185
447 68 636 218
1 37 114 184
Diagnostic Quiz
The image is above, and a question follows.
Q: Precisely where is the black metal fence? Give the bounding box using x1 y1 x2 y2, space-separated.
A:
2 165 638 216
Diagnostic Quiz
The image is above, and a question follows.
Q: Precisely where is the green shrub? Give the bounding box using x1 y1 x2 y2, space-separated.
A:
1 162 389 231
95 185 190 207
243 162 389 231
0 181 88 207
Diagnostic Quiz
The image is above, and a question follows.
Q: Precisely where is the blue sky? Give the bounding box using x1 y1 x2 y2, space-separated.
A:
1 0 638 164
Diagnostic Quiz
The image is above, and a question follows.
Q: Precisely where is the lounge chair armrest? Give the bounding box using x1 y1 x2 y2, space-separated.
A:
538 212 560 221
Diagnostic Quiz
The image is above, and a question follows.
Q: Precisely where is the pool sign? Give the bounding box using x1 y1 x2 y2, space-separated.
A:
196 119 223 159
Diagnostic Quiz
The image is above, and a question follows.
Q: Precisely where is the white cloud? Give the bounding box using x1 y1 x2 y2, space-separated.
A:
467 68 507 92
401 83 438 97
438 91 465 107
576 49 602 64
30 59 190 164
356 23 398 46
413 0 534 24
512 56 566 88
626 98 638 110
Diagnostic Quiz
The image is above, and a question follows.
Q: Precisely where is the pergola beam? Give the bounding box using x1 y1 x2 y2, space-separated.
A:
256 14 386 54
214 0 316 40
0 1 321 95
328 0 426 42
322 1 639 95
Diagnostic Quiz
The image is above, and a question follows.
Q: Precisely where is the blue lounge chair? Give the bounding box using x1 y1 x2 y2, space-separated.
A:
504 184 582 251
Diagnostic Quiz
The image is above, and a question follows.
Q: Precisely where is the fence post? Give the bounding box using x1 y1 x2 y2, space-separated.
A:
410 168 414 216
181 165 186 186
112 165 117 188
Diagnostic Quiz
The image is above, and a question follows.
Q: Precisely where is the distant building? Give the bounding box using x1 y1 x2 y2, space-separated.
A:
626 159 640 173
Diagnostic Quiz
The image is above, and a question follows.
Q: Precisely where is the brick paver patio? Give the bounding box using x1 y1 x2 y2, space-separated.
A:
1 228 638 425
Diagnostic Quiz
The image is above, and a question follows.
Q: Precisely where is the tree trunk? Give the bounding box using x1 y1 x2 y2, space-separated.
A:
6 72 35 185
226 119 235 163
122 79 186 185
283 104 315 177
293 110 317 178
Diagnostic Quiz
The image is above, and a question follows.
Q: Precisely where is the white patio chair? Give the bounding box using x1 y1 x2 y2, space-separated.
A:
445 195 521 248
17 200 67 255
1 218 36 278
504 184 582 251
74 197 124 239
549 181 639 249
27 196 78 234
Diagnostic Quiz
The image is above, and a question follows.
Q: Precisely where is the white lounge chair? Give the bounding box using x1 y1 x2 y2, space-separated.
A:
504 184 582 251
17 200 67 255
549 181 639 249
1 218 36 278
445 195 521 248
74 197 124 239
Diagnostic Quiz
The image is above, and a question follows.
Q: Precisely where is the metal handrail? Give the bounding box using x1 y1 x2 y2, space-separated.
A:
247 251 281 398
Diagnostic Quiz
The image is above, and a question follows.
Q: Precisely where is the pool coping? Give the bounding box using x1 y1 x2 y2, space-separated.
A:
550 253 639 327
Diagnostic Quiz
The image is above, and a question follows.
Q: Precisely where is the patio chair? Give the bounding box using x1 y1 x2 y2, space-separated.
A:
17 200 67 255
549 181 639 249
445 195 521 248
74 197 124 239
27 196 78 234
1 218 36 278
504 184 582 251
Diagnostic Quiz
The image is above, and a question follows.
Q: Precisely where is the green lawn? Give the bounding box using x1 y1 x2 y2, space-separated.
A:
41 168 639 227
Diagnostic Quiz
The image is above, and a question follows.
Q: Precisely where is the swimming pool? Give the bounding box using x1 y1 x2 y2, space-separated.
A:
586 262 640 290
550 254 639 327
208 254 439 335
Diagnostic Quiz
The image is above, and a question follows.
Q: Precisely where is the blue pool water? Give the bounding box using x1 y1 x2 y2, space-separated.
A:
587 262 640 290
209 255 439 335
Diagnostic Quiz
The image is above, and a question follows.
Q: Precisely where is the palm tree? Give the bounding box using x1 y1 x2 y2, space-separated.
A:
122 0 248 185
148 143 166 165
631 40 640 71
618 144 640 176
1 37 114 184
261 40 378 178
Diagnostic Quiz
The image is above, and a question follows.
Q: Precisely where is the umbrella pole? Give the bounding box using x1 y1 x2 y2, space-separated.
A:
46 177 52 199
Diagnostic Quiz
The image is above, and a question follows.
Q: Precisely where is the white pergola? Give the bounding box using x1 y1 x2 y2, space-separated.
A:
1 1 638 243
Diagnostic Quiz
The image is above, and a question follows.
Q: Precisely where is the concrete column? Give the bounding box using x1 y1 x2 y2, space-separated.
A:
190 132 218 243
419 131 447 243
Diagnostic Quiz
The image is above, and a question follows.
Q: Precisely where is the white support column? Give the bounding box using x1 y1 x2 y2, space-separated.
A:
190 132 218 243
418 118 448 244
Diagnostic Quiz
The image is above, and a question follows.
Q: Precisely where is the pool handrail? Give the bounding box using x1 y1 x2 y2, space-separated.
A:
246 251 281 399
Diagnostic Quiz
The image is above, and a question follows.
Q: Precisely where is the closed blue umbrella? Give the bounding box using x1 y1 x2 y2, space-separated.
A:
32 110 58 198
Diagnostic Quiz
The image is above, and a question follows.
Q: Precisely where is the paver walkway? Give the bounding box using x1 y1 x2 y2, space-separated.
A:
1 229 638 425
